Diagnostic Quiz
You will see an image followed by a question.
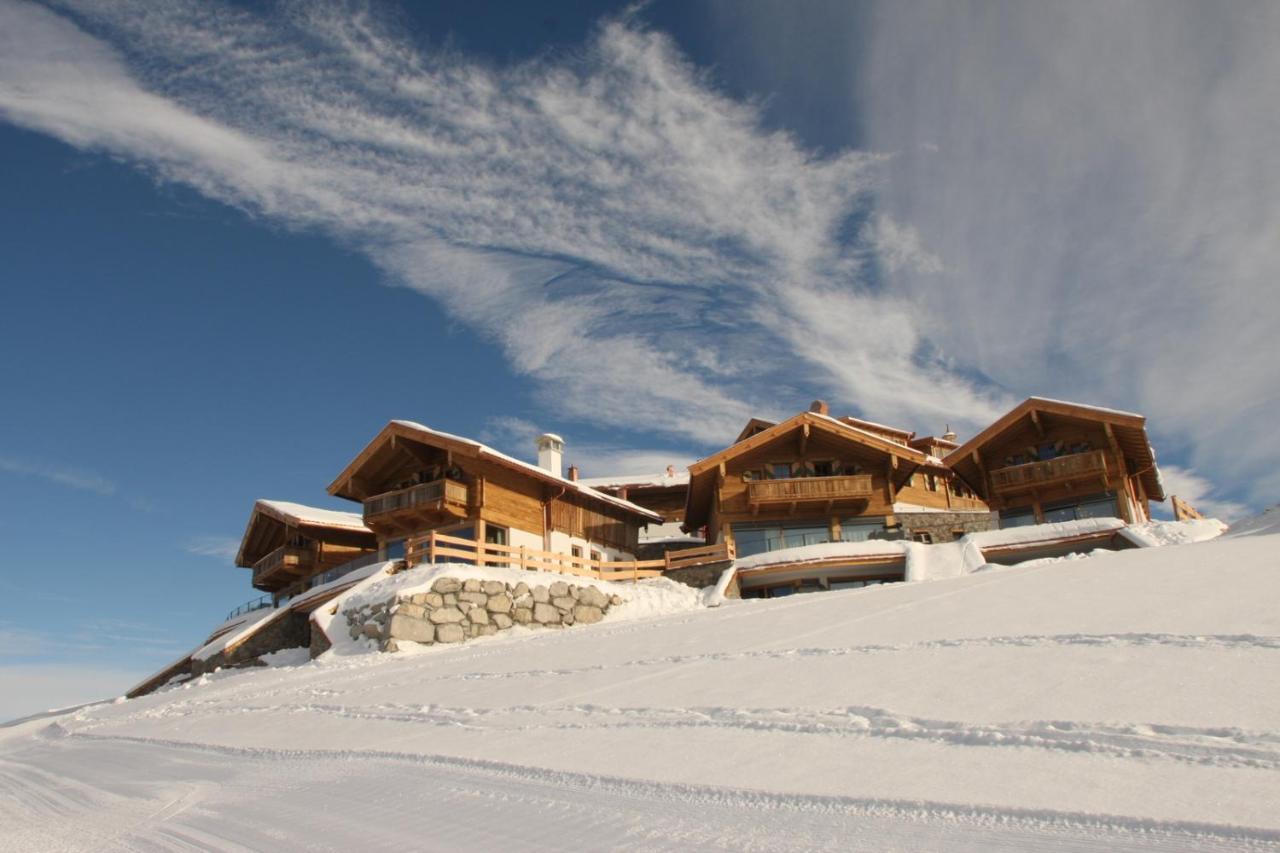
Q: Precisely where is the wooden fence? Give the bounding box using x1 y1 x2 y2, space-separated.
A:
1171 495 1205 521
404 532 734 582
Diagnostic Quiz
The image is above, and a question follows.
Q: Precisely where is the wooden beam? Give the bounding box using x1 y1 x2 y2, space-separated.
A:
799 422 809 456
1030 409 1045 438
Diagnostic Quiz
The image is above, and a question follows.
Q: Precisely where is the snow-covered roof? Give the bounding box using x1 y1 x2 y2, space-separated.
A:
964 518 1126 550
1025 396 1144 420
735 540 908 571
337 421 663 523
577 471 691 490
254 500 371 533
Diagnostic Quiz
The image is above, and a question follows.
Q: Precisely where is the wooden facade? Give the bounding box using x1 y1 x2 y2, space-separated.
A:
326 421 661 561
577 470 690 524
683 408 989 558
234 500 378 597
944 398 1165 526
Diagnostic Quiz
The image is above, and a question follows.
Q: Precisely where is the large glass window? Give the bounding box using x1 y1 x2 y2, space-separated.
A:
840 518 886 542
999 508 1038 528
731 521 832 557
1043 493 1118 523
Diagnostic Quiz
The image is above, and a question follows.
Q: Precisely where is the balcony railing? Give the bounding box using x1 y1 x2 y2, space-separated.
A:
988 450 1109 495
363 478 468 522
251 544 315 583
747 474 875 506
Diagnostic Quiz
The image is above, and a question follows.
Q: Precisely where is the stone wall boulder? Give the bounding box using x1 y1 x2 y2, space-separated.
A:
347 576 627 652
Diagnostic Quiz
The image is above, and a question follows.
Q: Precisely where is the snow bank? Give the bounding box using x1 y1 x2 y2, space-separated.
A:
733 540 906 571
964 517 1125 549
1120 518 1228 547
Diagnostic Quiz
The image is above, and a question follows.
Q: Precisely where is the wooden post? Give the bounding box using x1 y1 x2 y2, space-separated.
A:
519 545 528 571
428 530 438 565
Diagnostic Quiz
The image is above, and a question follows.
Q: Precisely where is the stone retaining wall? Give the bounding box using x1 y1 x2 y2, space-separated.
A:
663 562 738 597
191 609 310 676
342 576 624 652
898 511 998 543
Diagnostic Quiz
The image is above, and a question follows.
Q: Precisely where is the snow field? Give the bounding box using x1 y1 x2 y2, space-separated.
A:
1 520 1277 851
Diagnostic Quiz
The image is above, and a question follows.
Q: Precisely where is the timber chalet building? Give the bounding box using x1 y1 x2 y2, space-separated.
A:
230 396 1166 608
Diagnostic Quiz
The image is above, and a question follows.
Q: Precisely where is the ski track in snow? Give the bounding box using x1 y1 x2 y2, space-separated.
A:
71 694 1280 769
3 733 1279 853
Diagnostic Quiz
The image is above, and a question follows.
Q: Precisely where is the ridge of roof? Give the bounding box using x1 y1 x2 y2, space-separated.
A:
385 421 663 522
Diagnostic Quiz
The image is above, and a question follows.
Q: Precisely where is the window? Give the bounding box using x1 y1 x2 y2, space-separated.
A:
570 545 583 558
383 539 406 560
926 474 938 492
840 518 886 542
483 525 508 566
731 521 833 557
813 460 836 477
913 531 933 544
999 507 1038 528
770 463 793 480
590 550 603 562
1043 493 1118 523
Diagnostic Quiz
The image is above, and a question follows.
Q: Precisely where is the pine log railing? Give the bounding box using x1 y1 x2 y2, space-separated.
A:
988 450 1109 495
747 474 875 506
251 544 315 584
363 478 468 521
404 532 735 582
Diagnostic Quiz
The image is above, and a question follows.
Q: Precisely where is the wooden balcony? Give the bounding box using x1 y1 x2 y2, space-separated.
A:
747 474 875 508
988 450 1109 496
362 478 469 526
252 544 315 587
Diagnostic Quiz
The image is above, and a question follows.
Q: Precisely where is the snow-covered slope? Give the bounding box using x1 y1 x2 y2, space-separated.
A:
3 522 1279 851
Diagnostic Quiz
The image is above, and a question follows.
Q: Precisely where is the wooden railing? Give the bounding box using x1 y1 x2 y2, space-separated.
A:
363 478 468 521
1171 495 1205 521
747 474 874 506
404 532 735 582
988 450 1108 495
252 544 314 583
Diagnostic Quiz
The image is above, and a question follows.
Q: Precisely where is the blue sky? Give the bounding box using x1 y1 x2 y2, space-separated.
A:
1 0 1276 720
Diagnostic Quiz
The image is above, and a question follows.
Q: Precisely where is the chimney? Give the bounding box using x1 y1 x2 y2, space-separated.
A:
535 433 564 476
809 399 830 416
942 423 958 442
567 464 579 482
665 464 676 477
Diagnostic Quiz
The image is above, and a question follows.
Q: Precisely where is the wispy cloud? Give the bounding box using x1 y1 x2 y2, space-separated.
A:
184 536 240 561
1156 466 1251 523
0 0 1007 451
0 455 116 496
847 0 1280 507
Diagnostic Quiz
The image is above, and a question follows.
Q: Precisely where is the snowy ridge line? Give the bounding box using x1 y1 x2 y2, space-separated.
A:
53 731 1280 846
110 700 1280 770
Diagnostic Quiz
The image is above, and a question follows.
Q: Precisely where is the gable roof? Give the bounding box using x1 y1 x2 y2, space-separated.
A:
234 499 374 568
683 411 935 530
327 421 663 523
944 397 1164 501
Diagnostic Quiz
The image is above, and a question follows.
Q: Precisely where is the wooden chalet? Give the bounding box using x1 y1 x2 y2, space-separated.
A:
235 500 378 600
944 397 1165 526
326 420 663 563
683 402 990 595
577 466 690 525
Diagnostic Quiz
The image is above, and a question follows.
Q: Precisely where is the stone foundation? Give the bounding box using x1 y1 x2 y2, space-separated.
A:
898 511 998 543
191 610 311 676
342 576 625 651
663 562 738 597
